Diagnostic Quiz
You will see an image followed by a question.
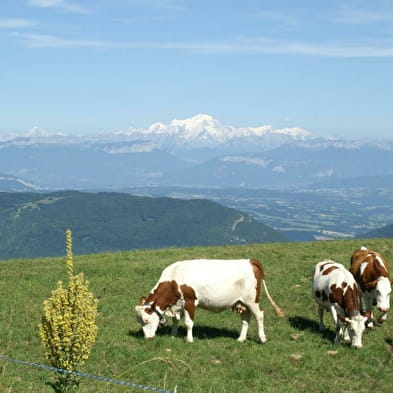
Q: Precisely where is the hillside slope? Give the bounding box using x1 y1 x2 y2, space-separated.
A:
0 191 287 259
361 222 393 239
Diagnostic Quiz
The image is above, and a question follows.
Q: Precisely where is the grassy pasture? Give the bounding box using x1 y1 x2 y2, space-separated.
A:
1 239 393 393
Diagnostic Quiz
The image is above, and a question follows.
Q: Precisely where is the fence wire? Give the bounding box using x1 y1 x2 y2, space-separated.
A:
0 355 177 393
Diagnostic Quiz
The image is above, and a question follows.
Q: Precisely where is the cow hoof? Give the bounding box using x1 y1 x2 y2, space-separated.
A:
260 336 267 344
237 337 246 343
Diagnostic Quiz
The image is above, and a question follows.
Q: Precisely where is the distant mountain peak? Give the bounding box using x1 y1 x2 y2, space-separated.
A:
26 126 50 138
170 114 220 131
115 114 313 147
24 126 69 142
270 127 312 138
167 114 229 141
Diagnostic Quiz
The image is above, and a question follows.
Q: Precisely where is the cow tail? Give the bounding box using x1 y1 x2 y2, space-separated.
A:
262 279 285 317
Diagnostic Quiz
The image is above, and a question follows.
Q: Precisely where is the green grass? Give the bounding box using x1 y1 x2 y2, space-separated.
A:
1 239 393 393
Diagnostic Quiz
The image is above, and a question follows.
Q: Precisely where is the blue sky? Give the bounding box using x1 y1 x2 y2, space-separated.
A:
1 0 393 139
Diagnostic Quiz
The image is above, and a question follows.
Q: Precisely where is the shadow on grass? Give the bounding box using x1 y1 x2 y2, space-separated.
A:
289 315 335 342
188 325 239 340
128 324 240 341
385 338 393 348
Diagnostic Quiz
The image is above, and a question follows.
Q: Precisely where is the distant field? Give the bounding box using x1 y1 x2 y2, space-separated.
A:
1 239 393 393
134 186 393 241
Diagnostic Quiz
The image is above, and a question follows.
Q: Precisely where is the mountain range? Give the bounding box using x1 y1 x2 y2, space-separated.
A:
1 114 393 190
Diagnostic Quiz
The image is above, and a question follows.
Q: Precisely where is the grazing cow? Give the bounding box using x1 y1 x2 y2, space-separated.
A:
312 260 367 348
350 247 392 325
135 258 284 343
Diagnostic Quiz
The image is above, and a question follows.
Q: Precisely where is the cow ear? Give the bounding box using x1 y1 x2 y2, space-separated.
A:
140 296 147 306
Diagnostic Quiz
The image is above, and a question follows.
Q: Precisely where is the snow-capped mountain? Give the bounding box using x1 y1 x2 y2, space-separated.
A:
5 114 392 152
114 114 313 150
26 126 51 138
2 114 393 190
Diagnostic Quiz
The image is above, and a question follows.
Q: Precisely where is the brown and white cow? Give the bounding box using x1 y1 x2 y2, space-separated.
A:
135 258 284 343
350 247 392 326
312 259 367 348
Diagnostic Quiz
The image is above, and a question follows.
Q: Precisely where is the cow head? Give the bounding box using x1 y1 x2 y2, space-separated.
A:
374 277 392 313
344 313 367 349
135 297 166 339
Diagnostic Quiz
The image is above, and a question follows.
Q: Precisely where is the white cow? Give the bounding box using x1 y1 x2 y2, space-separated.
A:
312 259 367 348
135 258 284 343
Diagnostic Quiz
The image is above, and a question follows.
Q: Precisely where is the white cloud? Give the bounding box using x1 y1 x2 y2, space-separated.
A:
332 9 393 24
273 165 286 173
194 37 393 58
134 36 393 58
27 0 89 14
0 18 35 28
12 33 122 48
315 169 334 178
11 32 393 58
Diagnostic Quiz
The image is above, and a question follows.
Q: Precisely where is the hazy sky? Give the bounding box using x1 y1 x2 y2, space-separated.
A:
1 0 393 139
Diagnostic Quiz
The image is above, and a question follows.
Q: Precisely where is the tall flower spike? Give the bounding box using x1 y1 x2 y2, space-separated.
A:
65 229 73 278
39 229 98 390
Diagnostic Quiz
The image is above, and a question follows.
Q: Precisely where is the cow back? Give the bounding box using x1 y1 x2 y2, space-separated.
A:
350 248 390 290
313 260 360 313
152 259 262 312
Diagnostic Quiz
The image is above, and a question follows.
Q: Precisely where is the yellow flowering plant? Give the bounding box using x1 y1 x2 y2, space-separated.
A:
39 229 98 391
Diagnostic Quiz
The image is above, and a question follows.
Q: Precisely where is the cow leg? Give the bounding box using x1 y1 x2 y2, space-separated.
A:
182 297 196 343
183 309 194 343
253 306 267 344
363 295 374 327
237 307 251 342
180 285 197 343
329 306 342 343
366 311 374 327
318 305 326 331
359 293 365 314
378 312 388 323
170 317 179 337
241 303 267 343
